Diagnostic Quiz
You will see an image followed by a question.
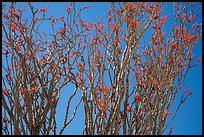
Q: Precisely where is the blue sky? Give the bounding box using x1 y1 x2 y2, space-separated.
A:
2 2 202 135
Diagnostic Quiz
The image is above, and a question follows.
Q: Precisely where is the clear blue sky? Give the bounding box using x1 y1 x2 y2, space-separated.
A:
2 2 202 135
